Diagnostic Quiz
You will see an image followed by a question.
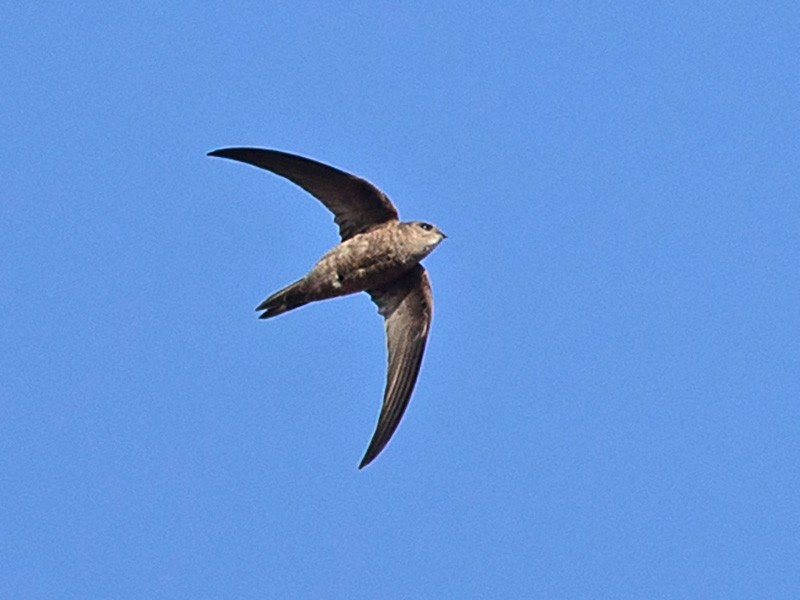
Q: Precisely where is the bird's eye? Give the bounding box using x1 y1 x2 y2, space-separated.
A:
418 222 433 231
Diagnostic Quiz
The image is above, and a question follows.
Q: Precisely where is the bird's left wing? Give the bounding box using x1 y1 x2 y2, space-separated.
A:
207 147 399 241
360 265 433 468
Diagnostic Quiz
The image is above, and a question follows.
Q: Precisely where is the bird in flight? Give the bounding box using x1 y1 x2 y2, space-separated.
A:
208 148 447 468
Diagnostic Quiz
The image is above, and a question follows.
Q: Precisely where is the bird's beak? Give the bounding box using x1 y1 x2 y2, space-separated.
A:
440 231 448 239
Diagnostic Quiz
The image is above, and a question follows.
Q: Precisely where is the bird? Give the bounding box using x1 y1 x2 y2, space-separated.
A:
208 147 447 469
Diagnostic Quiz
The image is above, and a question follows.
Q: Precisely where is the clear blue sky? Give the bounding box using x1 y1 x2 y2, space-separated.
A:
3 3 798 598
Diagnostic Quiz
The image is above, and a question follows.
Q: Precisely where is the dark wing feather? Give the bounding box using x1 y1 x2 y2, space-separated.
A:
208 147 399 241
360 265 433 468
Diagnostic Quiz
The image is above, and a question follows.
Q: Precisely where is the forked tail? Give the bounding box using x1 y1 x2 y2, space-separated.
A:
256 279 310 319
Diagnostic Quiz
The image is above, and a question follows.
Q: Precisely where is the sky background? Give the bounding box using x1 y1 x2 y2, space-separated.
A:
2 3 799 598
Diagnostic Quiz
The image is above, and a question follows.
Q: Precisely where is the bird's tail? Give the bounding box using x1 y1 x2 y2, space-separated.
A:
256 279 311 319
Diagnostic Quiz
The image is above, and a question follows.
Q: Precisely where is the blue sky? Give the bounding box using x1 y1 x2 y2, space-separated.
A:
2 3 798 598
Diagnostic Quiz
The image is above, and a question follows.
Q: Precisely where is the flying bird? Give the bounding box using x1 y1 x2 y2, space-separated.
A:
208 148 446 468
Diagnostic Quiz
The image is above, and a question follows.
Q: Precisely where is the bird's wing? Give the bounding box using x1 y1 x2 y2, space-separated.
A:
360 265 433 468
208 147 399 241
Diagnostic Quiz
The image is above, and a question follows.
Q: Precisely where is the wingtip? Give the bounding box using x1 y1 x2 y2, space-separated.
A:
358 440 385 470
207 147 261 159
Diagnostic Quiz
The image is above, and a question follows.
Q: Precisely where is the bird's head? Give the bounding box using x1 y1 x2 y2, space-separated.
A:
401 221 447 260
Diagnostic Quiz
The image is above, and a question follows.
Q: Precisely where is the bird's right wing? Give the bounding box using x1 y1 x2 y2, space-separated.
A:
361 265 433 468
208 147 399 241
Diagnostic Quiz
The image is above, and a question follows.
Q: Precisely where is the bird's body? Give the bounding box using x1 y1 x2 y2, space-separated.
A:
270 221 442 308
208 147 446 468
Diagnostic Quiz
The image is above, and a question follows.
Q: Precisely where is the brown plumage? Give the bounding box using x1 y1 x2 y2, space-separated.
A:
208 147 446 468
